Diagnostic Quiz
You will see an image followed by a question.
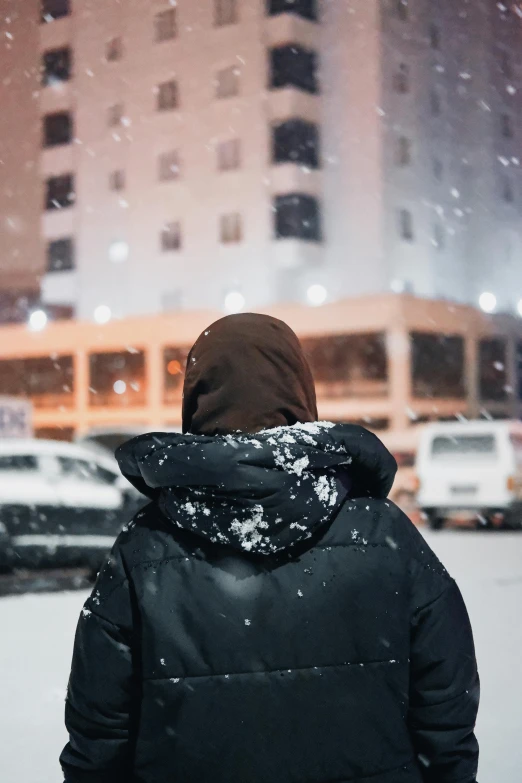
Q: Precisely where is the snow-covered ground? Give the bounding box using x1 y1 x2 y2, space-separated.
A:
0 530 520 782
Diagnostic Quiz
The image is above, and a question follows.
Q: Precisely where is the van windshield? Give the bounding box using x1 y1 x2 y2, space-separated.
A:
431 434 497 460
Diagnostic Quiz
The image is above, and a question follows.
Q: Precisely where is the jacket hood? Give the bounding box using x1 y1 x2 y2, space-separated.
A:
116 422 397 555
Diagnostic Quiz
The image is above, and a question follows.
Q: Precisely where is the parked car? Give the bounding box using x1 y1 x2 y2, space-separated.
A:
76 425 182 459
417 420 522 530
0 439 140 572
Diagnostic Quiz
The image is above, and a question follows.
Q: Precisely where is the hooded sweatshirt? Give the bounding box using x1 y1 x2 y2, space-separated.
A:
61 315 479 783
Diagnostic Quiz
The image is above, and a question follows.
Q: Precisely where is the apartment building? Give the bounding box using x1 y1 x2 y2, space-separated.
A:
0 0 521 321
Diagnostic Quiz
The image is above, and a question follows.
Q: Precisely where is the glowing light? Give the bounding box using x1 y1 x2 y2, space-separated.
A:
224 291 245 314
28 310 48 331
167 360 182 376
306 284 327 307
113 380 127 395
479 292 497 313
109 240 129 263
94 305 111 324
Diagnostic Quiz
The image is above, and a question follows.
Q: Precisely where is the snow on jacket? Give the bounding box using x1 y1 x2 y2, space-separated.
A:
60 423 480 783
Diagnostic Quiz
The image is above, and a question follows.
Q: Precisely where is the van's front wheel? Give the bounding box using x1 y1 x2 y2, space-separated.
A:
425 511 445 531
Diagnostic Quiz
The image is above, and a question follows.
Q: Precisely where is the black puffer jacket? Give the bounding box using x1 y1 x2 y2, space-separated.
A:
61 424 479 783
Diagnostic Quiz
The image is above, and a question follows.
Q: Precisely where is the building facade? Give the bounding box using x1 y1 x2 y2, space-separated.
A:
1 0 521 321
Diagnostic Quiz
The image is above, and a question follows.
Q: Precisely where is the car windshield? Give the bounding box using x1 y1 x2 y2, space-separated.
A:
431 434 497 460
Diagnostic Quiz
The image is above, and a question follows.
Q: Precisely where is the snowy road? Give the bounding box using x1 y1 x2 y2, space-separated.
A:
0 530 521 782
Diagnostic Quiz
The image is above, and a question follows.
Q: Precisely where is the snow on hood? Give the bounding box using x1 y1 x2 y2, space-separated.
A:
116 422 397 555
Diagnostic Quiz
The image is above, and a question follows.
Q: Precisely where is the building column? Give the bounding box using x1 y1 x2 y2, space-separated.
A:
506 338 518 419
146 342 163 428
74 350 89 435
387 327 411 431
465 337 479 420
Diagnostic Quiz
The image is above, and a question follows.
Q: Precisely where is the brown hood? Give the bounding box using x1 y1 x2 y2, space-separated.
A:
182 313 318 436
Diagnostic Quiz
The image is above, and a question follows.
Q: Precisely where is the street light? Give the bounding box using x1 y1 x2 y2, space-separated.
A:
109 240 129 263
479 292 497 313
28 309 48 332
94 305 112 324
113 380 127 395
224 291 245 314
306 284 327 307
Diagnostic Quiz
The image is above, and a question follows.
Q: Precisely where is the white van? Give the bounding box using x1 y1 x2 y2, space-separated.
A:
417 420 522 530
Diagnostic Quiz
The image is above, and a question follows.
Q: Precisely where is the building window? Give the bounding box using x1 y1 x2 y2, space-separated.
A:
302 334 388 398
411 333 465 399
267 0 318 21
501 113 514 139
109 170 126 191
155 9 176 42
432 156 443 181
501 173 515 203
214 0 238 26
270 45 318 94
45 174 75 210
396 0 409 22
396 136 412 166
158 150 181 181
479 339 508 401
42 47 71 85
272 119 320 168
47 238 74 272
499 49 513 79
157 80 179 111
164 347 187 401
43 111 72 147
274 194 322 242
429 23 441 50
215 65 240 99
217 139 241 171
161 222 182 252
430 87 442 116
393 63 410 94
41 0 69 23
432 223 445 250
108 103 124 126
0 356 74 408
220 213 243 243
106 36 123 62
398 208 414 241
89 351 146 408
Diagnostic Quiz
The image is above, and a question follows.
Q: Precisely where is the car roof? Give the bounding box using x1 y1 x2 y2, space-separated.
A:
0 439 120 472
422 419 522 437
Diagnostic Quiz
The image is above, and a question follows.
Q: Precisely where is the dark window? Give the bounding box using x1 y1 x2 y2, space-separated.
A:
108 103 124 126
45 174 75 210
220 213 243 243
43 111 72 147
47 238 74 272
501 173 515 203
163 347 188 403
393 63 410 94
42 47 71 85
215 0 238 26
0 455 38 471
396 0 409 21
398 208 414 241
217 138 241 171
89 351 146 407
274 193 322 242
429 23 441 49
267 0 318 22
501 113 514 139
157 80 178 111
161 221 182 251
41 0 69 22
432 435 496 459
215 65 240 98
106 36 123 61
479 338 508 401
430 87 442 116
158 150 180 181
58 457 117 484
272 119 320 168
270 45 318 94
0 356 74 408
109 170 126 191
155 9 176 41
411 333 465 398
396 136 411 166
302 333 388 398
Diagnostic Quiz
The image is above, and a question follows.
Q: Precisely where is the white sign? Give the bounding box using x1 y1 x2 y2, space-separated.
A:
0 397 33 439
